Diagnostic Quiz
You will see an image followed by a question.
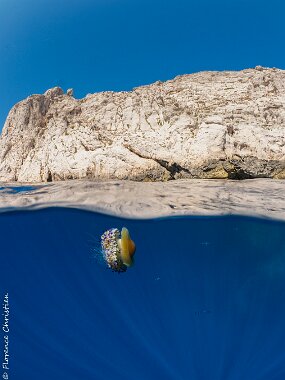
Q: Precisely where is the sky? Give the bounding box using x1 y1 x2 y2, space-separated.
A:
0 0 284 130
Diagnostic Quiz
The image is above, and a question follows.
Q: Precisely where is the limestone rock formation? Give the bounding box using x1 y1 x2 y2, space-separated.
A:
1 66 285 182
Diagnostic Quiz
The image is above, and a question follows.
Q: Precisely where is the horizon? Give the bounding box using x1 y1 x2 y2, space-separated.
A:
1 0 284 131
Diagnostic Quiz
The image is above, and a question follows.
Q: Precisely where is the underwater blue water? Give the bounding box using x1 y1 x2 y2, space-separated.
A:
1 208 285 380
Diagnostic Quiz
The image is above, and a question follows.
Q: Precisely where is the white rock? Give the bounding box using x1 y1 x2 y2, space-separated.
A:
1 67 285 182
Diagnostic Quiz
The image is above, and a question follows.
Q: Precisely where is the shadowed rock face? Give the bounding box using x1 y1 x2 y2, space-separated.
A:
1 66 285 182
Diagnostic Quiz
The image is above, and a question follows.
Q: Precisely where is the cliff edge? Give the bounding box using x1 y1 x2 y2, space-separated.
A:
1 66 285 182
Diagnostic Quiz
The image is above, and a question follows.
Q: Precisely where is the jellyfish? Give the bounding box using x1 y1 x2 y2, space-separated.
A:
100 227 136 272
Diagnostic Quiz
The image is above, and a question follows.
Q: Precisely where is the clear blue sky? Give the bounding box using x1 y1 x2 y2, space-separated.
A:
0 0 284 130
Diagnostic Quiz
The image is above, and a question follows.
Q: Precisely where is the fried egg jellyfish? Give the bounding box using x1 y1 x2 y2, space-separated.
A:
99 227 136 272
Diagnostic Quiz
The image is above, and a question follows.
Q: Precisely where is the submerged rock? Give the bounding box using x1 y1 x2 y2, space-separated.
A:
1 67 285 182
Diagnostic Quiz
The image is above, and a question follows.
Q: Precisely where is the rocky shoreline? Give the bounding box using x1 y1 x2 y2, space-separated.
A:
1 66 285 182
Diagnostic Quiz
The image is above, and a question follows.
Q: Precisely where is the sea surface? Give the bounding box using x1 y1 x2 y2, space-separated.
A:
1 181 285 379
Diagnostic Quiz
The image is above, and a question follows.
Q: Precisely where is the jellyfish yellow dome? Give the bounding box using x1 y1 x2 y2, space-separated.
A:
101 227 136 272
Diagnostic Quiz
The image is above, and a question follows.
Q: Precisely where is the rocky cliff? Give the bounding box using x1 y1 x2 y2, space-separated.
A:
1 66 285 182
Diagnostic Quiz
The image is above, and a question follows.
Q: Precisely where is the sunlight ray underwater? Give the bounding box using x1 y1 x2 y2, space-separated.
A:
1 208 285 380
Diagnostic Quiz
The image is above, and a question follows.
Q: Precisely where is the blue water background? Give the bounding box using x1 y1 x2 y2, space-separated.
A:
1 208 285 379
